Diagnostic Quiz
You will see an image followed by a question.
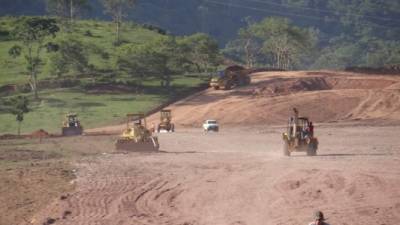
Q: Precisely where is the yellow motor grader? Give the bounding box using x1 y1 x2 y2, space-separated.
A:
62 113 83 136
282 109 318 156
157 109 175 133
115 113 159 151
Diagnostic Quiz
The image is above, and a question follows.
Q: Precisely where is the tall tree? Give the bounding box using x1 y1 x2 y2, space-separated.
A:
250 17 317 69
177 33 220 73
238 17 259 68
9 17 59 100
48 35 89 77
237 27 263 68
46 0 89 30
116 36 187 88
8 96 30 136
102 0 136 45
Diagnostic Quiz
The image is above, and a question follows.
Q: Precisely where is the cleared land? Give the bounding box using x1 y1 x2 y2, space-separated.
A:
1 70 400 225
8 125 400 225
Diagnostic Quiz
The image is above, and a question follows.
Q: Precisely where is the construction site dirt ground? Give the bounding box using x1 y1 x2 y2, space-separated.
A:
1 71 400 225
0 124 398 225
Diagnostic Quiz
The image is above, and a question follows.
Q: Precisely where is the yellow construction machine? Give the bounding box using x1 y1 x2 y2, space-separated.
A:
157 109 175 132
209 65 251 90
115 113 160 151
62 113 83 136
282 108 318 156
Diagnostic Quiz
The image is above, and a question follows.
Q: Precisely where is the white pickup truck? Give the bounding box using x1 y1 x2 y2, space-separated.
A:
203 119 219 132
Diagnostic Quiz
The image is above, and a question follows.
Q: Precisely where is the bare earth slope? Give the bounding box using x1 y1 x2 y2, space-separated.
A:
88 70 400 133
155 70 400 127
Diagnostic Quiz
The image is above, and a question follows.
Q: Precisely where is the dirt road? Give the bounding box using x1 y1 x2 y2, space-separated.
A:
30 125 400 225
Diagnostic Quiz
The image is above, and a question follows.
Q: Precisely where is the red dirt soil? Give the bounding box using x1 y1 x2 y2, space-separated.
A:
88 70 400 134
15 70 400 225
27 126 400 225
28 129 50 138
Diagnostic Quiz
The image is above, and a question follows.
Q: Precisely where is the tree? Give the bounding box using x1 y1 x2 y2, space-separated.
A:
48 36 89 77
9 17 59 100
46 0 90 26
9 96 30 136
249 17 317 69
235 17 261 68
102 0 136 45
116 44 154 85
177 33 220 73
116 36 186 87
233 24 264 68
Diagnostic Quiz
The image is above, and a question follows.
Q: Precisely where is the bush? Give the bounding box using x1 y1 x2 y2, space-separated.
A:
84 30 93 37
100 52 110 60
0 29 10 41
141 23 167 35
15 84 31 93
60 79 80 88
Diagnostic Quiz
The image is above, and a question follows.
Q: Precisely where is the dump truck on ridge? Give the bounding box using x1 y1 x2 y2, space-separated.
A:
210 65 251 90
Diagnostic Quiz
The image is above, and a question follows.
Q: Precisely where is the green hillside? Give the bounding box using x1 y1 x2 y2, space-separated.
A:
0 17 163 85
0 17 215 134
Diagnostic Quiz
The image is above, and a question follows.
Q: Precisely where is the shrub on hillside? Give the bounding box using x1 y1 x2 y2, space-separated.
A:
84 30 93 37
0 29 10 41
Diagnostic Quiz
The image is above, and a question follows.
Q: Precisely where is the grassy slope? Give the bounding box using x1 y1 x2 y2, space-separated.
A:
0 17 208 134
0 17 161 85
0 76 206 134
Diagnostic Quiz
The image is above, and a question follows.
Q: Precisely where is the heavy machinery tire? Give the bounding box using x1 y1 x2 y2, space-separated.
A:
244 76 251 85
307 142 317 156
157 125 161 133
225 81 233 90
238 77 244 86
283 141 290 156
151 137 160 150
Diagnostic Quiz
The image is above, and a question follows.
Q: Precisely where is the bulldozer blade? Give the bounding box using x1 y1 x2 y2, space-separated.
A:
62 127 83 136
115 137 159 152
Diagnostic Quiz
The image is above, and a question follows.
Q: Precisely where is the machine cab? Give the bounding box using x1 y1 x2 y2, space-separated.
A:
65 113 80 127
287 117 311 138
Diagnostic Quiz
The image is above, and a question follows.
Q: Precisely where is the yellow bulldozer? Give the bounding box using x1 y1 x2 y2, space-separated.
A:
282 108 318 156
115 113 160 151
209 65 251 90
157 109 175 133
62 113 83 136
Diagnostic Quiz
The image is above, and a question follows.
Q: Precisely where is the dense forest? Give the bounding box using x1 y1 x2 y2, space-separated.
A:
0 0 399 69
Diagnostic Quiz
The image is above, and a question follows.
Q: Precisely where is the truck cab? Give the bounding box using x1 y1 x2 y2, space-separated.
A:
203 119 219 132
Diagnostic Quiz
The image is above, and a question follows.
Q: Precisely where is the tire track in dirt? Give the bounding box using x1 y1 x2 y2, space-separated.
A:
39 158 190 225
270 168 399 225
65 178 137 224
27 126 400 225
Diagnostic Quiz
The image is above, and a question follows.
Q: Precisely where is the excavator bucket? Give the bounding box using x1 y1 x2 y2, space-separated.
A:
115 136 159 152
